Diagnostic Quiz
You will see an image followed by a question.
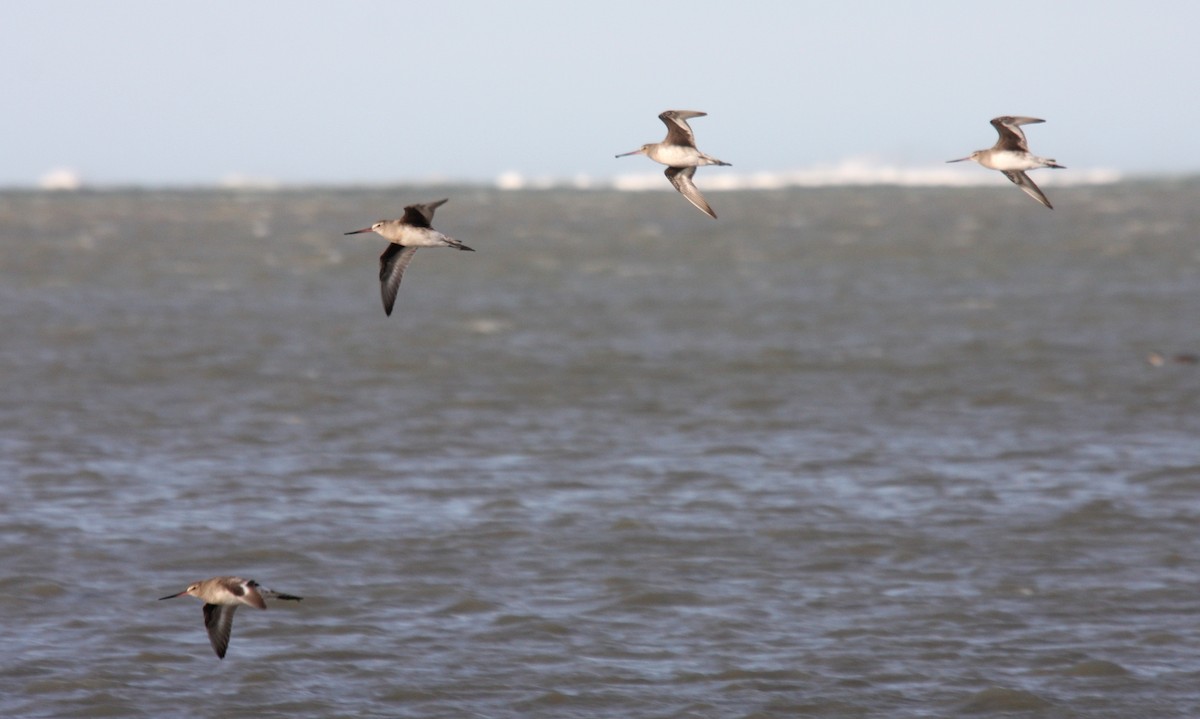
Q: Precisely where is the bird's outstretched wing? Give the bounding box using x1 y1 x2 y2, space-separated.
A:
659 110 706 148
990 116 1043 153
400 198 448 228
203 603 237 659
665 166 717 219
1001 170 1053 209
379 244 420 315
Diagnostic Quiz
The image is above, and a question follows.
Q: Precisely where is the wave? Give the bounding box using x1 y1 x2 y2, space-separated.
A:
606 157 1122 191
495 157 1124 191
20 159 1127 192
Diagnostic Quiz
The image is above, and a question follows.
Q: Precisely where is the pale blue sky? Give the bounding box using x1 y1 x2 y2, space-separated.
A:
3 1 1197 186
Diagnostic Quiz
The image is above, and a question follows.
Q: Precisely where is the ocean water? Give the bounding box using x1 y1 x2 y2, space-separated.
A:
2 182 1200 718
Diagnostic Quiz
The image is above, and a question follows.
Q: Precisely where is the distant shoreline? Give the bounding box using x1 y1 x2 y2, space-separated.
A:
5 172 1199 194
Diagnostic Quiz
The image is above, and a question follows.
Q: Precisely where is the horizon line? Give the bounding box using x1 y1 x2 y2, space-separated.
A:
11 163 1200 193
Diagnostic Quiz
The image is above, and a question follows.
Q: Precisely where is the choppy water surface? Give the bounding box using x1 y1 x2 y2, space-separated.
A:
3 183 1200 718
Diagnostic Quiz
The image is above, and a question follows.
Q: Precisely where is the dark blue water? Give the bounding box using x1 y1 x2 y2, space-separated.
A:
2 183 1200 718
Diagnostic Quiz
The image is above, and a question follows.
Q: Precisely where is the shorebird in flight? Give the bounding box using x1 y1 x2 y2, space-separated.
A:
159 576 302 659
948 116 1065 209
344 198 474 316
616 110 731 219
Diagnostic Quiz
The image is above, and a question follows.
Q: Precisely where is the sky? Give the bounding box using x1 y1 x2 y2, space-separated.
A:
3 1 1199 187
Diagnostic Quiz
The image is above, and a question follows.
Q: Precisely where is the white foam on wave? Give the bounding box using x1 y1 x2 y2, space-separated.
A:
219 174 283 190
545 157 1122 192
497 171 598 191
38 168 84 191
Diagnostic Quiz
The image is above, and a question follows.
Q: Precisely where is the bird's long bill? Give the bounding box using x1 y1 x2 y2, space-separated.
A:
614 148 645 158
158 590 187 600
946 157 971 163
343 227 373 235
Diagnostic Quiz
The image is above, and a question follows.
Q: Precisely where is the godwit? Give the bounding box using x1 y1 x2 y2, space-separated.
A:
616 110 731 219
344 198 474 316
1146 351 1200 367
948 116 1065 209
159 576 302 659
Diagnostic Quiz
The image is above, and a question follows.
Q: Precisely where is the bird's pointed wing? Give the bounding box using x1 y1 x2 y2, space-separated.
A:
251 579 303 603
990 116 1042 152
659 110 705 148
203 603 237 659
235 579 267 610
1001 170 1053 209
379 244 420 316
665 166 717 219
400 198 448 228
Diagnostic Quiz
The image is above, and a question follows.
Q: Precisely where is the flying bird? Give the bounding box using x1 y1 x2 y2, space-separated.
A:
616 110 731 219
948 116 1066 209
159 576 302 659
344 198 474 315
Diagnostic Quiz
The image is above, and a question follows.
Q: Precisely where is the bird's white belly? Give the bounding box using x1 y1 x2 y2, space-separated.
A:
647 145 703 167
982 151 1040 171
396 227 451 247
